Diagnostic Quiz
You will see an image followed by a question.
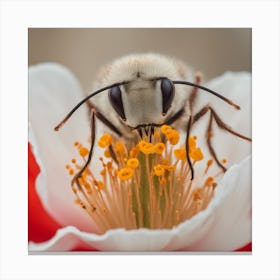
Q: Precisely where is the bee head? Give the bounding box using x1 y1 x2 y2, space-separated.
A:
105 53 190 128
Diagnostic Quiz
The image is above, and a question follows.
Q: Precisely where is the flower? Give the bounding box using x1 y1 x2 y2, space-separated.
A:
28 63 251 251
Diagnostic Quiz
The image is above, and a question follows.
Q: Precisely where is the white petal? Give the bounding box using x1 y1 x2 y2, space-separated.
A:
29 63 100 232
192 72 251 166
185 156 252 251
29 156 251 252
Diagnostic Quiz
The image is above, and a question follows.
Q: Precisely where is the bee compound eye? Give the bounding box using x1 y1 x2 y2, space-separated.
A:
161 78 174 115
108 85 126 121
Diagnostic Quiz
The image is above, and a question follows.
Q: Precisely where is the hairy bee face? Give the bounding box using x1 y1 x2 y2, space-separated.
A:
91 53 194 132
109 78 176 127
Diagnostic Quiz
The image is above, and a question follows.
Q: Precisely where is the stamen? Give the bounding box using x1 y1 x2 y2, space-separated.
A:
153 143 165 154
115 141 126 155
161 126 180 145
153 165 165 176
189 136 197 148
160 124 171 134
138 140 154 154
189 147 204 161
129 146 139 158
104 149 111 158
174 148 186 161
127 158 139 169
118 167 133 181
95 180 104 190
79 147 89 157
98 134 113 148
67 128 222 233
166 130 180 145
154 131 161 139
204 159 213 175
205 176 214 187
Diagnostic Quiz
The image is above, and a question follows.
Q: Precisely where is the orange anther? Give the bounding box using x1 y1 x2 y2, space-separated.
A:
79 147 89 157
167 129 180 145
118 167 133 181
127 158 139 169
115 141 126 155
190 147 204 161
160 125 172 134
138 140 154 154
153 143 165 154
174 148 186 160
98 134 113 148
188 136 197 149
104 149 111 158
129 146 139 158
153 165 165 176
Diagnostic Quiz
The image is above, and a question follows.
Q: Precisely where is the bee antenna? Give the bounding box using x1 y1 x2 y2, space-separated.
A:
54 81 128 131
172 80 240 110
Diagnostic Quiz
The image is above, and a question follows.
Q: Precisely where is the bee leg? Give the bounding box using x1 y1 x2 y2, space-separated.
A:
87 102 123 164
186 115 194 180
72 110 96 188
193 105 251 172
206 112 227 172
210 108 251 141
108 144 119 165
193 105 226 171
87 101 123 137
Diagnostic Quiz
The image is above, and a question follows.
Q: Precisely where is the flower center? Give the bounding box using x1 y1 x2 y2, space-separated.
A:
65 125 223 234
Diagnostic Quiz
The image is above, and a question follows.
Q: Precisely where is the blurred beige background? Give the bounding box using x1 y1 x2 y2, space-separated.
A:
28 28 251 92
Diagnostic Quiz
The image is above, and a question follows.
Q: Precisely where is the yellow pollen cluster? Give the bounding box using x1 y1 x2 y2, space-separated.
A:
66 126 222 233
174 148 186 160
173 136 204 162
161 125 180 145
115 141 126 155
79 147 89 157
98 133 112 148
154 143 165 154
118 167 133 181
190 147 204 161
153 164 176 176
138 140 154 155
153 164 165 176
127 158 139 169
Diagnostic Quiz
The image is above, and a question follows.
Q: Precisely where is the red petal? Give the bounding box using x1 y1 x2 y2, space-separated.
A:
28 144 61 242
71 244 99 252
235 242 252 252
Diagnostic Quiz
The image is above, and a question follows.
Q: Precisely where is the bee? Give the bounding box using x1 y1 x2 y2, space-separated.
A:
55 53 251 186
